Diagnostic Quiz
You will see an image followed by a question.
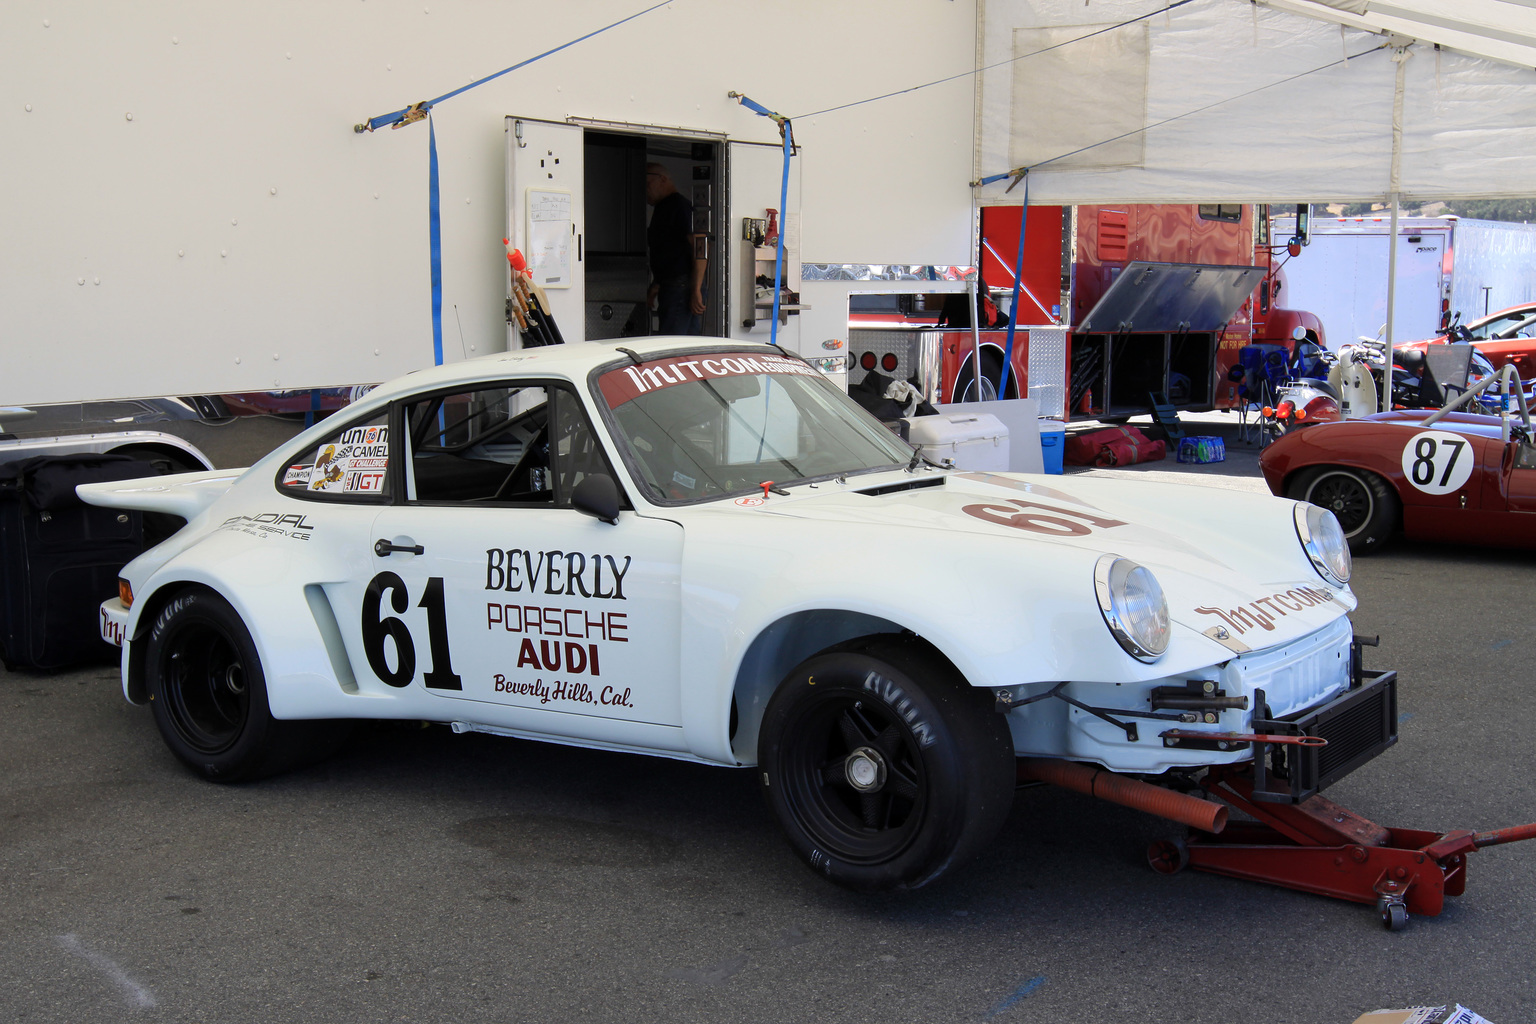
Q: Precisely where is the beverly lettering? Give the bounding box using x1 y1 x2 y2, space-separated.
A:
484 549 631 599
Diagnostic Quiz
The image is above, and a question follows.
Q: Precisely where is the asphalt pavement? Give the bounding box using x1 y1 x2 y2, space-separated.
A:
3 413 1534 1023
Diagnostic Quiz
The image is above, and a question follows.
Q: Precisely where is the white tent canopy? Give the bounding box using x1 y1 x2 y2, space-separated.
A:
974 0 1536 205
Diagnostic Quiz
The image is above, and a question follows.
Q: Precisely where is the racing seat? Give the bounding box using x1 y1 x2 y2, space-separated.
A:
1425 343 1476 403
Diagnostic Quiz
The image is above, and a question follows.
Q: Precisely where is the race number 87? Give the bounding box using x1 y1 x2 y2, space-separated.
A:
1400 430 1474 496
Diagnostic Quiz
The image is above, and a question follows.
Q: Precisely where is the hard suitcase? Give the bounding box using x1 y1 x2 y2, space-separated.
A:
0 454 152 671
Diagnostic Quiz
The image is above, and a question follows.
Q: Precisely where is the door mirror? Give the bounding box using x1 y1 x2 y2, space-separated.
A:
571 473 621 524
1290 203 1311 249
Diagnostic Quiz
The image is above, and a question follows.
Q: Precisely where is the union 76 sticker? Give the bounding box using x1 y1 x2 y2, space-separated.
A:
1400 430 1474 495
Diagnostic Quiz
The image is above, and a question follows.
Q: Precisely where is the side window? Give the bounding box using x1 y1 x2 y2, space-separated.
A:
550 388 623 505
276 411 392 502
1197 204 1243 223
404 384 623 507
406 385 550 504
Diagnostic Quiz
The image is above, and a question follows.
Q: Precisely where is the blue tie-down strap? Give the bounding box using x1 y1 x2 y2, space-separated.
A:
429 116 443 366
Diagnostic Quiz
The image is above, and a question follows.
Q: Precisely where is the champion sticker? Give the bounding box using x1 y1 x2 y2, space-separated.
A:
1401 430 1474 496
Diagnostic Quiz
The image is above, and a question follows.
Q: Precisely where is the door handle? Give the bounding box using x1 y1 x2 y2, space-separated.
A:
375 539 425 557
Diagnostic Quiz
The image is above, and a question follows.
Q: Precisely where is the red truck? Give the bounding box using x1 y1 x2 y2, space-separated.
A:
843 203 1322 421
975 203 1323 419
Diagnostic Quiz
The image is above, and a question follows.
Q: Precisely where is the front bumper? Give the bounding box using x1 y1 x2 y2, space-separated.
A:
1250 668 1398 803
99 597 129 648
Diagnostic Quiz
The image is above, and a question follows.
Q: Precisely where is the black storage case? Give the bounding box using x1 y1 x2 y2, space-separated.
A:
0 454 152 670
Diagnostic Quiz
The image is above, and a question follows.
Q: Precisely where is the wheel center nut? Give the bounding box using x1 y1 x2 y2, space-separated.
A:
845 746 887 792
225 665 245 695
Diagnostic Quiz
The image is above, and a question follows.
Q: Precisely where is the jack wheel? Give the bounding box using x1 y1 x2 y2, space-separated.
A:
1378 899 1409 931
1147 838 1189 875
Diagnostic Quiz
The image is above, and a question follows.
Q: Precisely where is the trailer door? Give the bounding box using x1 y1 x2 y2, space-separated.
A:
727 140 802 350
506 117 585 346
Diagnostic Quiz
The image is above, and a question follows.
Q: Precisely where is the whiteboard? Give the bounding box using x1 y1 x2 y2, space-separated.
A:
525 188 574 289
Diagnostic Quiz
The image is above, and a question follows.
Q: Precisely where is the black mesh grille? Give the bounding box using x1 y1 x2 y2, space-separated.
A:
1292 671 1398 798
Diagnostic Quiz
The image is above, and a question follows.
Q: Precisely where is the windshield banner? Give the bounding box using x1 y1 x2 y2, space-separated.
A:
598 352 819 408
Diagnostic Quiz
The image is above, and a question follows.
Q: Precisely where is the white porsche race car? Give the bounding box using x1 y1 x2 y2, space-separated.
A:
82 338 1394 892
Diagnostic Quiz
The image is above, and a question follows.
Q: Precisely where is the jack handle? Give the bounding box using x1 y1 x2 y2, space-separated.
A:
1159 730 1327 747
1421 821 1536 861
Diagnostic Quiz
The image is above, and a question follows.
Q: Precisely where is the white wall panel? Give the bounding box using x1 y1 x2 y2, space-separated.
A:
0 1 977 404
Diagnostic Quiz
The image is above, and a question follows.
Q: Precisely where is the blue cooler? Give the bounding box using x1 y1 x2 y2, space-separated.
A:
1039 421 1065 474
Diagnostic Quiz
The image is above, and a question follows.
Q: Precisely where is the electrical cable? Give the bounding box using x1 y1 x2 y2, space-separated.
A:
793 0 1198 120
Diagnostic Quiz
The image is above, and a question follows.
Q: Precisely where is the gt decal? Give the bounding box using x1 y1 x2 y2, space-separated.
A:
1401 430 1474 496
962 498 1127 537
361 573 462 690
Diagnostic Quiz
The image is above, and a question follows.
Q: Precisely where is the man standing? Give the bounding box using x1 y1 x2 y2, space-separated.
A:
645 163 707 335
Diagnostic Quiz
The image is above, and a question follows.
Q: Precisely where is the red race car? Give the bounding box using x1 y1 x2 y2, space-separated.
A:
1259 368 1536 552
1408 302 1536 380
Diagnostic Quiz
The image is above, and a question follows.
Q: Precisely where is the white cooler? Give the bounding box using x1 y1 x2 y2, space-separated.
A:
904 412 1010 471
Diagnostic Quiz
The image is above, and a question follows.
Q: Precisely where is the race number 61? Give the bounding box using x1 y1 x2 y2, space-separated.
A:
1400 430 1474 496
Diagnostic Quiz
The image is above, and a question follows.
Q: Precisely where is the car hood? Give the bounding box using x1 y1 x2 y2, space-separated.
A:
704 470 1352 655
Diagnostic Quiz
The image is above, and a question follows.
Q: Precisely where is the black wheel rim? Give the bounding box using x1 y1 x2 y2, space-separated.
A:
1306 472 1373 537
160 621 250 755
779 693 927 865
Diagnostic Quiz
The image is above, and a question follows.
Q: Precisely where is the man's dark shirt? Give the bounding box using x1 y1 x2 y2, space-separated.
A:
648 192 694 286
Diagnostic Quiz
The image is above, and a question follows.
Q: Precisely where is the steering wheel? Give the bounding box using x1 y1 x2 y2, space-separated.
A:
491 426 549 501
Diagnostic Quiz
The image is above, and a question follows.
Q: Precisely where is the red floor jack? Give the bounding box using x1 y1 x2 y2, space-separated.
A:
1147 763 1536 930
1021 657 1536 930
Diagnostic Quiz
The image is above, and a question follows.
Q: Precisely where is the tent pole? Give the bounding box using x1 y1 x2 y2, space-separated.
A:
1383 192 1399 412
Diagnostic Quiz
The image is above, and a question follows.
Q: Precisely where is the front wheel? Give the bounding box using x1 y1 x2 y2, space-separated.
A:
1288 466 1399 553
758 639 1015 891
145 587 347 781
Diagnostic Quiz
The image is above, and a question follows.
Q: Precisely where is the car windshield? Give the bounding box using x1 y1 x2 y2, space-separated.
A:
596 351 913 503
1469 309 1536 340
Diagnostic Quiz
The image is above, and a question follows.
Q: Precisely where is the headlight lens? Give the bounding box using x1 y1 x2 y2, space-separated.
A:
1093 555 1170 661
1294 502 1352 587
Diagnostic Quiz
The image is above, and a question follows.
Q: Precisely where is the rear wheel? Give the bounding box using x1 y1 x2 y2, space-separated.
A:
1288 466 1399 553
951 349 1021 403
145 587 348 781
758 638 1015 891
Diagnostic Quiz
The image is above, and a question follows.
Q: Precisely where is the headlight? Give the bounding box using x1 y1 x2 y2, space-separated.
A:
1294 502 1351 587
1093 555 1170 662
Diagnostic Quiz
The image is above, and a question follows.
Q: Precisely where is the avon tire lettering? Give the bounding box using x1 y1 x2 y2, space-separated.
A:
861 671 936 747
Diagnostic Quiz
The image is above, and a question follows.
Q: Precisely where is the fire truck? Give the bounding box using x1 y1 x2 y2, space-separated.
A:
846 204 1322 421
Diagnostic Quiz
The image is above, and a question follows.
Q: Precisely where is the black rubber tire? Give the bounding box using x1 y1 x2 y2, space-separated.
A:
145 586 349 782
951 350 1021 403
758 638 1015 892
1287 465 1400 554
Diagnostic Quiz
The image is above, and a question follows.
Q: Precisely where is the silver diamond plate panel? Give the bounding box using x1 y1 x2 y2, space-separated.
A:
1026 326 1068 419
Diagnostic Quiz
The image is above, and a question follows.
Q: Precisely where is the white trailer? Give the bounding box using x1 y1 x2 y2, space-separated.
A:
1274 215 1536 348
0 2 978 407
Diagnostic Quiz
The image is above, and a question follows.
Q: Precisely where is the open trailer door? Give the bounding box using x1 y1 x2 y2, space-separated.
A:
727 140 803 350
506 117 585 346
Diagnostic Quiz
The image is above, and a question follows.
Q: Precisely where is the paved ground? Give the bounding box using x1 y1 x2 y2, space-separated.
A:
3 413 1533 1023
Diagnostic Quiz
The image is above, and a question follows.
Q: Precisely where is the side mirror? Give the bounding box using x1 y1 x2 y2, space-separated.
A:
571 473 621 525
1291 325 1308 342
1293 203 1311 246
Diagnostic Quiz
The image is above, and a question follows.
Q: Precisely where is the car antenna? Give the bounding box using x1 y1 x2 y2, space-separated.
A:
616 347 646 366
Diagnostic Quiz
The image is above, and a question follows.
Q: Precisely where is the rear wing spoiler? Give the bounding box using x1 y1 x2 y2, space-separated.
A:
77 469 245 521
